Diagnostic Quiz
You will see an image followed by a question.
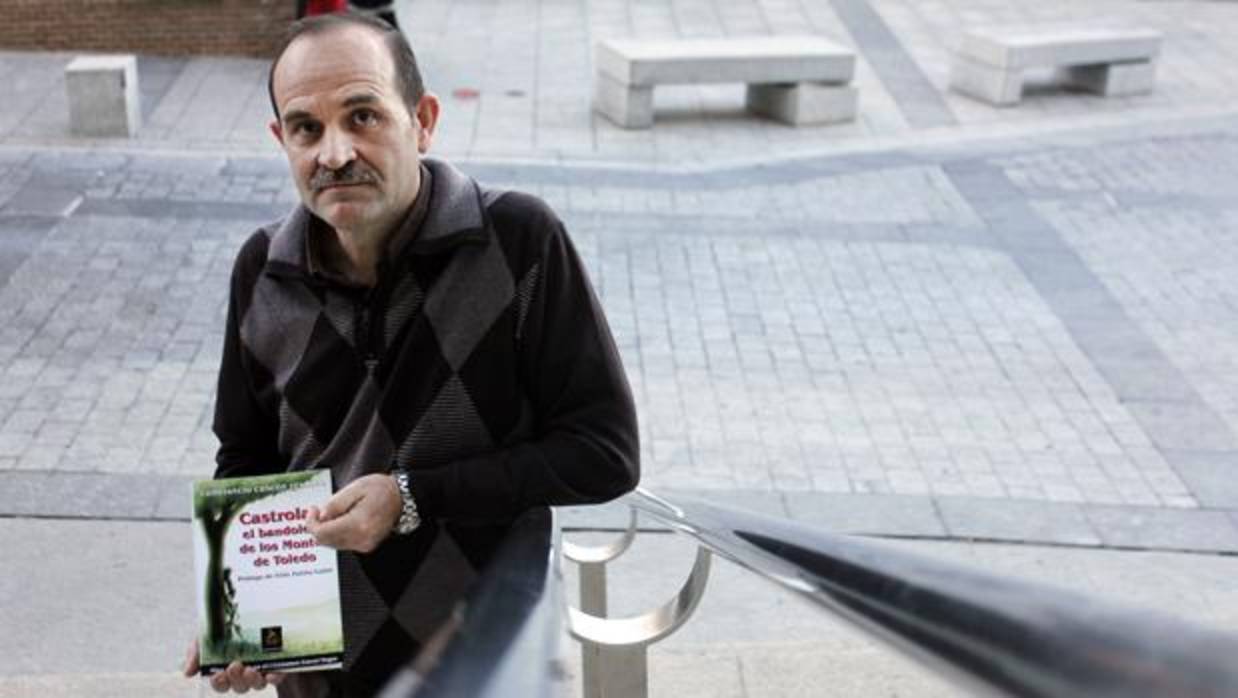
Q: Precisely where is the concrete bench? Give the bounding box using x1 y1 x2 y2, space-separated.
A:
65 54 141 137
949 25 1162 106
594 36 857 128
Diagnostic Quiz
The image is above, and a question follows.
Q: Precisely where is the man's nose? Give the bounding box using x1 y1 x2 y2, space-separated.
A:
316 127 356 171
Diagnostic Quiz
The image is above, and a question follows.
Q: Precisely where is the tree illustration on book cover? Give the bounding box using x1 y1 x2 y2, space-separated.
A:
192 470 345 674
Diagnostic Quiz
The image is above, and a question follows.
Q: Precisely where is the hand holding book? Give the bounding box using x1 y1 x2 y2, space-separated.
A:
305 473 404 553
183 636 286 692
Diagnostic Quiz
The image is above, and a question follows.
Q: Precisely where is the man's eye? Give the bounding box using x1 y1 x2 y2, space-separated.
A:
290 122 321 138
352 110 379 126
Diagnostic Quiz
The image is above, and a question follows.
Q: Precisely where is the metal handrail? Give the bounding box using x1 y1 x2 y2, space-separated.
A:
380 506 564 698
377 489 1238 698
626 487 1238 697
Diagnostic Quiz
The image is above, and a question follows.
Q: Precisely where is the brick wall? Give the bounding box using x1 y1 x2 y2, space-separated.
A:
0 0 296 57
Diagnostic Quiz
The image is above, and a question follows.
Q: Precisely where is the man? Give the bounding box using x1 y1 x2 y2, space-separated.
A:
183 13 639 696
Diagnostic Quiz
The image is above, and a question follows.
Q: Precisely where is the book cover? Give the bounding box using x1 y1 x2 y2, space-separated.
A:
192 470 345 674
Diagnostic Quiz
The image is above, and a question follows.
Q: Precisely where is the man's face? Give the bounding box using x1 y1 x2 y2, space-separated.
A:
269 27 438 235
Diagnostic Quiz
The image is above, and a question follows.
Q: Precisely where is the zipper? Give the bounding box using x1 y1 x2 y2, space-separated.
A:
355 269 397 375
353 294 380 374
349 256 402 375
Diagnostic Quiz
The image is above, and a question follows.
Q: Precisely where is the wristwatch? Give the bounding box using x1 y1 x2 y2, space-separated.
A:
392 470 422 535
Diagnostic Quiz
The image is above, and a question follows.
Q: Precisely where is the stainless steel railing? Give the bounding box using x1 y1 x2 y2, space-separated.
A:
383 489 1238 698
567 488 1238 698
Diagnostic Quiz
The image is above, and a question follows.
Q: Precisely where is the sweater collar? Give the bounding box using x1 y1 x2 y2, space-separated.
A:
265 157 488 279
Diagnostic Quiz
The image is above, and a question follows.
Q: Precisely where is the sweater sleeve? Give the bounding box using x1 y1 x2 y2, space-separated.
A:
212 231 286 479
408 211 640 522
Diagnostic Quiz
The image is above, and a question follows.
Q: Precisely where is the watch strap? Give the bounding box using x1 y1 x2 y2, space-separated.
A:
392 470 422 535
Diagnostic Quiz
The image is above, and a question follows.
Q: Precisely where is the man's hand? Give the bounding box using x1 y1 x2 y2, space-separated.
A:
306 473 403 553
182 637 285 693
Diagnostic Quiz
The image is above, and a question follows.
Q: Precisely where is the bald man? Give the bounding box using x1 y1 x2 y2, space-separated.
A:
185 13 638 696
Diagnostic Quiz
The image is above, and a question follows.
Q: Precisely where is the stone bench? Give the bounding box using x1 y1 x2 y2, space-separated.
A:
949 25 1162 106
65 54 141 137
594 36 857 128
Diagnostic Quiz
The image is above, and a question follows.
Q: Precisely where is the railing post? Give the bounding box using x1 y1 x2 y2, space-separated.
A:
580 560 608 617
579 558 652 698
589 644 647 698
579 560 608 698
567 508 712 698
566 512 639 698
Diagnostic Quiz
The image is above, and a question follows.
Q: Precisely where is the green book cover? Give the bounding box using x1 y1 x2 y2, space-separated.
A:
192 470 344 674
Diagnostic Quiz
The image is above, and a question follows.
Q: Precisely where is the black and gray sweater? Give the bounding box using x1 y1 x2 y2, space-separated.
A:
213 158 639 696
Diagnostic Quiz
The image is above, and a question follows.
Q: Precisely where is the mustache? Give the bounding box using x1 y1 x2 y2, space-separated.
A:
309 163 378 191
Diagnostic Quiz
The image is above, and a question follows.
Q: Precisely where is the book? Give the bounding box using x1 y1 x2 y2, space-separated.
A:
192 470 345 674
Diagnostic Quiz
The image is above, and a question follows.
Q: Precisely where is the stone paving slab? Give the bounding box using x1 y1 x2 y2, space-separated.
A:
781 491 946 537
0 519 194 677
0 674 209 698
936 497 1101 546
0 216 56 288
1084 506 1238 553
829 0 958 129
0 471 165 520
5 181 81 218
1166 450 1238 510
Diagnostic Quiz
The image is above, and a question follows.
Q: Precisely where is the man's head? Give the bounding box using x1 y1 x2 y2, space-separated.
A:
267 14 440 236
267 13 424 122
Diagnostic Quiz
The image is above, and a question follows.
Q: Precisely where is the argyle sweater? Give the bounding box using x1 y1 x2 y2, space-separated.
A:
213 158 639 697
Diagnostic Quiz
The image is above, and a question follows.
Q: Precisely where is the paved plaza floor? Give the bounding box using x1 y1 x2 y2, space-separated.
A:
2 0 1238 695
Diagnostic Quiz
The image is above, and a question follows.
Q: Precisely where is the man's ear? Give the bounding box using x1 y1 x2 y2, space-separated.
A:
269 119 285 146
413 93 441 154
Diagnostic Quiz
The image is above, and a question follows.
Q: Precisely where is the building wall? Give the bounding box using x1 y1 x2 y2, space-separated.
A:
0 0 295 57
